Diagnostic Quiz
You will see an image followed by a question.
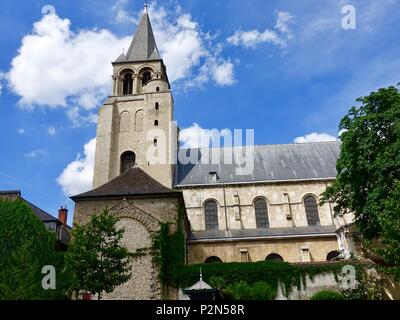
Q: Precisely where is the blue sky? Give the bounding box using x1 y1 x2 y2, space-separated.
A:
0 0 399 225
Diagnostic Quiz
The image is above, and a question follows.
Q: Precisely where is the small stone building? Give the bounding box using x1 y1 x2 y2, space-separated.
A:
72 167 188 300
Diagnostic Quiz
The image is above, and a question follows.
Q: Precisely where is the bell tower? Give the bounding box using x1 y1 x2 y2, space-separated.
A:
92 7 175 189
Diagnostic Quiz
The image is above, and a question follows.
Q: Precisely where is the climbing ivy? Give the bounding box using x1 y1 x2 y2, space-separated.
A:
151 205 371 297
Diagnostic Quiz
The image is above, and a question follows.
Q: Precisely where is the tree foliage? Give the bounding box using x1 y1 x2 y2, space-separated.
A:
310 290 344 300
0 199 66 300
65 209 131 300
322 85 400 264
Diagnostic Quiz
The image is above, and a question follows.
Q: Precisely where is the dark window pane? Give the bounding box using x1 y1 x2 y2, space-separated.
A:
304 196 320 226
123 73 133 95
205 200 219 231
205 256 222 264
265 253 284 262
142 71 152 85
255 198 269 229
120 151 136 174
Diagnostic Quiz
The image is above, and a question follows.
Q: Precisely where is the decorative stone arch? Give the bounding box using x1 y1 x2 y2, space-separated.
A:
138 66 155 86
105 199 161 300
301 193 319 203
118 67 136 77
202 198 221 208
109 199 161 233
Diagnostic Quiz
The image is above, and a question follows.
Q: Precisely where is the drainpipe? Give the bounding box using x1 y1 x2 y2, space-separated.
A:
222 183 229 231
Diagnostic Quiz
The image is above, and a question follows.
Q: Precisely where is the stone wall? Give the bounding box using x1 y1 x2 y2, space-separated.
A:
188 237 339 264
179 180 343 232
73 197 181 300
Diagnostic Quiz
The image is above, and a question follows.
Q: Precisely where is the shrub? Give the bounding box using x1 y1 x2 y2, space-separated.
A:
222 281 276 300
310 291 345 300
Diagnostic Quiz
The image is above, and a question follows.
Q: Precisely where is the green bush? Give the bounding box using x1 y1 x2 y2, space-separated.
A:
310 291 345 300
0 199 67 300
222 281 276 300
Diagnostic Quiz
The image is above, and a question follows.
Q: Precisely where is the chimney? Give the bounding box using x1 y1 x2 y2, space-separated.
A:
58 206 68 226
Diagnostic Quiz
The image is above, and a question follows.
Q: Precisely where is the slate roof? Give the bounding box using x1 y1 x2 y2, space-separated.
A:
188 226 337 243
23 198 59 222
175 141 341 186
117 12 161 63
0 190 59 223
71 167 181 200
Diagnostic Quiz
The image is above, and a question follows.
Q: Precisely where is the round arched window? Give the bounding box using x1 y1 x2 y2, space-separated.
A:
265 253 284 262
142 71 152 85
205 256 223 264
120 151 136 174
122 73 133 95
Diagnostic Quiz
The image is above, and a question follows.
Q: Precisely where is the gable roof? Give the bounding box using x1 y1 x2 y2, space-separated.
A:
175 141 341 186
71 167 180 200
122 12 161 62
0 190 59 223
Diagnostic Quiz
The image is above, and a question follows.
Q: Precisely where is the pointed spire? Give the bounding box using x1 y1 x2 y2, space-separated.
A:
124 8 161 62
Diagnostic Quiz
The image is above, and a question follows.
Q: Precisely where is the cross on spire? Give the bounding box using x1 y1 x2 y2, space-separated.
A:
144 1 148 14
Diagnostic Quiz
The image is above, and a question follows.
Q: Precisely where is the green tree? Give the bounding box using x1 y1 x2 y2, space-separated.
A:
65 209 131 300
0 199 66 300
322 85 400 264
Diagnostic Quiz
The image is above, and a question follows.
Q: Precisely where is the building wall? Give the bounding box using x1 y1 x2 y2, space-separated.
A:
73 196 181 300
73 197 179 228
179 180 340 232
93 60 175 190
188 237 339 264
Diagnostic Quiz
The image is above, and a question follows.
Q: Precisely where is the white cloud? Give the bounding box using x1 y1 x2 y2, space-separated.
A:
17 128 26 135
112 0 139 25
57 138 96 196
294 132 338 144
141 4 235 86
212 60 236 86
48 126 56 135
7 5 235 124
275 11 295 36
227 11 294 49
8 13 129 116
179 123 231 148
24 150 47 158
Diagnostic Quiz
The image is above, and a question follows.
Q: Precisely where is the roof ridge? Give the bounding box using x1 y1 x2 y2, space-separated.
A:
179 140 341 151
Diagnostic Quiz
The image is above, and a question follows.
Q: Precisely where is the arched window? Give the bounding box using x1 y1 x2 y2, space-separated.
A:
326 251 340 261
205 256 223 264
265 253 284 262
122 73 133 95
142 71 152 85
304 195 320 226
120 151 136 174
135 110 144 131
119 111 130 132
156 87 160 92
154 120 159 126
204 200 219 231
254 198 269 229
155 102 159 110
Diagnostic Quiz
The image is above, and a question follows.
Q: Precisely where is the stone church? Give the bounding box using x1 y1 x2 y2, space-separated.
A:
71 8 357 300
